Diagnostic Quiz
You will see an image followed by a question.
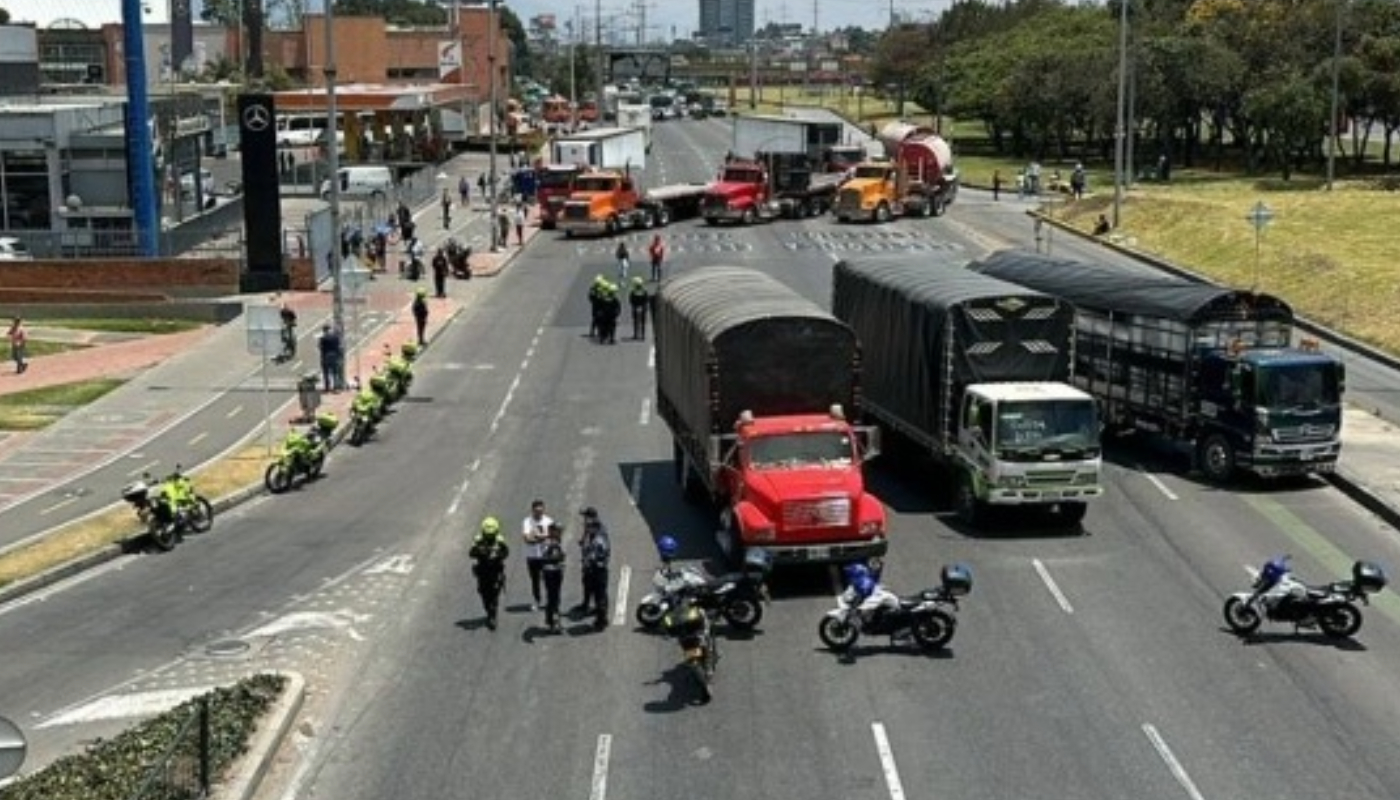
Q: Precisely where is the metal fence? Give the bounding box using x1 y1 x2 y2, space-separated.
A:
123 697 212 800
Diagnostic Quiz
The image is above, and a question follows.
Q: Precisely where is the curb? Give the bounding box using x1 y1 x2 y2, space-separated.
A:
0 303 467 608
1324 470 1400 531
215 670 307 800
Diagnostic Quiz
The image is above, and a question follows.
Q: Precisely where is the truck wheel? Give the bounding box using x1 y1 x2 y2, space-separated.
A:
1197 434 1237 483
795 200 810 218
919 198 933 218
875 203 891 223
955 475 984 528
741 207 756 225
605 216 619 236
656 207 671 226
705 217 719 226
931 196 946 217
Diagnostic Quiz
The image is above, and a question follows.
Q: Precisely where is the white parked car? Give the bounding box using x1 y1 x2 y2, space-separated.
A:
179 168 216 198
0 237 32 260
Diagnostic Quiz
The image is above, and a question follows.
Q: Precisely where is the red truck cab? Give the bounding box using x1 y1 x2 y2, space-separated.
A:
536 163 585 229
701 160 770 224
719 409 887 562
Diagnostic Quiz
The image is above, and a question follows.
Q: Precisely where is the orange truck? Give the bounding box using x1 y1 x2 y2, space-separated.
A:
833 121 959 223
552 127 706 236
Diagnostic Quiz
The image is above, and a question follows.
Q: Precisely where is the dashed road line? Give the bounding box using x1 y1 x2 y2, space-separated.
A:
612 565 631 627
1033 558 1075 614
1138 464 1180 500
638 397 651 425
589 734 613 800
1143 723 1206 800
870 722 908 800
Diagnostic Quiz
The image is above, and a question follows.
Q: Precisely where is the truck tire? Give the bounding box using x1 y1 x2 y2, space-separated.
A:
1197 434 1237 483
795 200 810 218
705 217 719 226
655 207 671 226
741 207 756 225
931 195 947 217
875 202 891 223
955 474 985 528
919 197 933 218
605 216 619 236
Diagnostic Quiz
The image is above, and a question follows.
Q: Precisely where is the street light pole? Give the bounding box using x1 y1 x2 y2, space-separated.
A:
1326 0 1344 191
325 0 345 335
1111 0 1128 230
488 0 501 252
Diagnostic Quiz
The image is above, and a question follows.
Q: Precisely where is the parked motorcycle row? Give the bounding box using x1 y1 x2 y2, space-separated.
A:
639 536 974 703
120 465 215 552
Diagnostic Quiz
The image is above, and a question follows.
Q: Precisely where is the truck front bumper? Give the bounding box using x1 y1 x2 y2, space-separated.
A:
985 486 1104 506
1249 441 1341 477
703 206 747 220
558 219 609 235
757 537 888 565
833 202 874 220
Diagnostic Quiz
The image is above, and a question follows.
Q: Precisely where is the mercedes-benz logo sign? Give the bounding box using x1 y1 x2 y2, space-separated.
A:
242 104 270 132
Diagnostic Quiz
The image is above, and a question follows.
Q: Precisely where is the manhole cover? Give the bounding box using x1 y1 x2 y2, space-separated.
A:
205 639 251 658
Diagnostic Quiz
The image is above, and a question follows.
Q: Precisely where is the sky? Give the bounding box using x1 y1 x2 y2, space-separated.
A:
1 0 941 33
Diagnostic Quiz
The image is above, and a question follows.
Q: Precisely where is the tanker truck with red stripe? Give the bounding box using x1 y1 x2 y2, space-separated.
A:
833 121 959 223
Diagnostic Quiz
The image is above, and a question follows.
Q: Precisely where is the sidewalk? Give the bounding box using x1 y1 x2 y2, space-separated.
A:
0 148 542 545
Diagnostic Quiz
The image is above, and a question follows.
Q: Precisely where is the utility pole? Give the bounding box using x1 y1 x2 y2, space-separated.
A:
637 0 645 45
595 0 605 93
324 0 345 335
571 5 579 131
1112 0 1128 230
1326 0 1344 190
488 0 501 252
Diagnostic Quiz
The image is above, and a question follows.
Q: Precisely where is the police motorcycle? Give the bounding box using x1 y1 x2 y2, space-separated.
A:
120 464 214 551
370 343 415 407
635 536 770 631
445 237 472 279
1223 555 1388 639
663 595 719 704
347 382 384 446
818 562 971 653
265 412 338 494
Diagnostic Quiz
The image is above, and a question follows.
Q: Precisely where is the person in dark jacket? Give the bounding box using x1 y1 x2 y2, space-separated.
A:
317 323 344 392
598 283 622 345
573 507 612 630
540 523 567 632
469 516 511 630
431 248 449 298
587 275 607 341
628 277 650 340
412 287 429 346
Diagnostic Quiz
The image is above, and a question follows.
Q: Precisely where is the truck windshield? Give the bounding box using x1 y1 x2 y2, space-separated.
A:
573 176 616 192
748 431 854 470
995 400 1100 454
1256 363 1339 410
852 165 888 179
721 168 763 183
539 170 576 189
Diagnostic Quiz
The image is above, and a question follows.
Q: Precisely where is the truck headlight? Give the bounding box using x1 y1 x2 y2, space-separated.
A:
859 520 883 536
1001 474 1027 488
1074 471 1099 485
749 525 776 542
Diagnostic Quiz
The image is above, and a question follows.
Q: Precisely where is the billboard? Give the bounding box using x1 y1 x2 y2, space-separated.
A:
438 40 461 81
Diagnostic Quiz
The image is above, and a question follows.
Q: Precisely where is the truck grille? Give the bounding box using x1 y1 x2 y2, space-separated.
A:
837 188 861 207
781 497 852 529
562 205 590 220
701 196 728 213
1273 424 1337 443
1026 470 1077 486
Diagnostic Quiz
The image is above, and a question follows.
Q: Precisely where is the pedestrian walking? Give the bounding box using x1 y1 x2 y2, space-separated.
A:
992 169 1002 201
514 204 526 246
496 208 510 250
615 240 631 282
477 173 487 196
317 323 344 392
521 499 553 610
541 523 567 632
647 233 666 281
628 277 649 340
575 507 612 630
7 317 27 374
431 247 449 298
1070 163 1086 200
441 189 452 230
275 304 298 363
469 516 510 630
411 287 429 346
458 175 470 207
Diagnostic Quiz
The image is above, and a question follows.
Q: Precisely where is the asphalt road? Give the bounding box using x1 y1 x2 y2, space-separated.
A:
4 117 1400 800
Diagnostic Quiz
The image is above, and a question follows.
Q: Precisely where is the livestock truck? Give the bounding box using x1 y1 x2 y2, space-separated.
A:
655 266 888 565
973 251 1345 482
833 121 958 222
832 255 1104 527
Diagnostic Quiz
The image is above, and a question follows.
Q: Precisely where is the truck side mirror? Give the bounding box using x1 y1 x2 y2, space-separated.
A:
855 425 882 461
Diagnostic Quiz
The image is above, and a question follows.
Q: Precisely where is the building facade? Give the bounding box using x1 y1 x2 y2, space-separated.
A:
697 0 755 46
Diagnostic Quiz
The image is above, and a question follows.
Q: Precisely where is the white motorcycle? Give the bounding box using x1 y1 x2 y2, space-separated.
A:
1223 556 1387 639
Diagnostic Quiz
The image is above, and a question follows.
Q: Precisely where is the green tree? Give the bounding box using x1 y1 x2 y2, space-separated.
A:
0 7 10 24
1242 72 1328 178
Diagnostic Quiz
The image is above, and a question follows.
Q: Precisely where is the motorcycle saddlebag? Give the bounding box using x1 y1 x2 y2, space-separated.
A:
940 564 973 597
1353 560 1388 593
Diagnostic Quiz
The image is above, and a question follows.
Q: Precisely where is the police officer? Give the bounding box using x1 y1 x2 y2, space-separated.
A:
469 516 511 630
598 282 622 345
540 523 567 633
587 275 607 341
576 507 612 631
628 277 650 340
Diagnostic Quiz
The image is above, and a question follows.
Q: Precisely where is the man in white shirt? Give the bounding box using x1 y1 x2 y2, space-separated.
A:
521 499 553 610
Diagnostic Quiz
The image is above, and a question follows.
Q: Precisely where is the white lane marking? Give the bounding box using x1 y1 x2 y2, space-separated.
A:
126 459 160 477
188 431 209 446
38 497 80 516
870 722 908 800
226 404 244 418
448 476 470 516
638 397 651 425
38 686 218 728
363 554 415 575
589 733 613 800
470 458 481 473
564 444 598 520
488 371 522 434
1143 723 1207 800
628 468 643 506
0 556 131 619
647 346 655 369
1138 464 1180 500
246 609 372 638
1033 558 1075 614
613 565 631 627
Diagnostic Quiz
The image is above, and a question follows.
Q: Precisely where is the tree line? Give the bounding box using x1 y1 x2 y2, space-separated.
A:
869 0 1400 177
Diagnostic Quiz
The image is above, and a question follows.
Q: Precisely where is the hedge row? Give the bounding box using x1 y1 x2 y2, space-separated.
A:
0 673 286 800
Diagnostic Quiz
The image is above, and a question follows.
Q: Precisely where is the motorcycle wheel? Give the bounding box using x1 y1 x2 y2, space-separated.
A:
349 420 368 447
912 609 957 650
148 518 179 552
187 495 215 533
265 463 292 495
1318 602 1363 639
721 596 764 630
635 602 666 629
818 615 859 652
307 452 326 480
1222 597 1263 635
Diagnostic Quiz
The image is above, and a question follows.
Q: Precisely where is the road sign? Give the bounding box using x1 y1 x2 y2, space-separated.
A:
1246 201 1275 231
246 304 284 357
0 716 26 780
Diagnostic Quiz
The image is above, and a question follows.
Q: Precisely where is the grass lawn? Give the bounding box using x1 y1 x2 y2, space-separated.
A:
0 379 125 430
36 318 204 335
22 340 89 358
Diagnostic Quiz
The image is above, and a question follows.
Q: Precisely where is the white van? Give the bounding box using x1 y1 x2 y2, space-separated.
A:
320 166 394 200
